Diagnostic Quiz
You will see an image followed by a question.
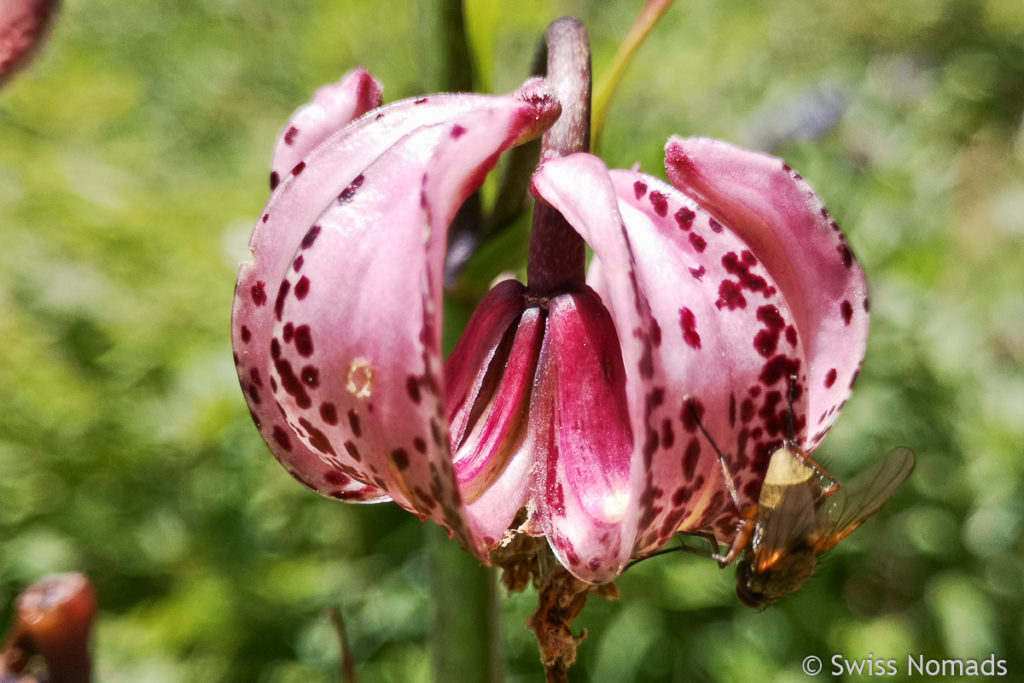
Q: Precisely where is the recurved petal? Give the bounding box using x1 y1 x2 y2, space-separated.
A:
233 84 555 508
528 290 634 583
530 154 656 565
240 82 559 553
605 169 806 549
533 154 806 558
665 137 869 450
270 68 382 190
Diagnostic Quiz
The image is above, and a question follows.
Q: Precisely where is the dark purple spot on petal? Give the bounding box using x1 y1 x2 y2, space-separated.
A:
301 225 321 249
344 440 362 461
347 409 362 438
323 470 347 486
838 243 853 268
785 325 798 347
649 190 668 217
274 280 290 320
760 355 799 386
251 281 267 307
840 300 854 325
338 174 365 204
716 280 746 310
274 357 311 409
250 367 263 387
675 207 695 230
709 217 723 233
272 425 292 451
301 365 319 387
689 265 705 280
320 402 338 425
284 126 299 145
661 419 675 449
261 213 269 223
633 181 647 199
413 436 427 453
679 307 701 350
406 376 421 404
270 337 281 359
391 448 410 470
824 369 837 388
299 417 335 455
450 124 466 138
270 172 280 190
754 329 778 358
688 232 706 252
283 322 294 343
294 325 314 357
757 305 785 330
291 161 306 176
294 276 310 300
293 255 304 272
240 326 252 343
722 251 768 293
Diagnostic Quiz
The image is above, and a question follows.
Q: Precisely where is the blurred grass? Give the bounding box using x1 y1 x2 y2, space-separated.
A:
2 0 1023 681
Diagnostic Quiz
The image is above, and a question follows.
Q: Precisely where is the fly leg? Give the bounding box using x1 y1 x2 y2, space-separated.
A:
683 396 758 566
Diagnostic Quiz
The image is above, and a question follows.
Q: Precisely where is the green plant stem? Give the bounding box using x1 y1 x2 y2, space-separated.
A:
427 524 503 683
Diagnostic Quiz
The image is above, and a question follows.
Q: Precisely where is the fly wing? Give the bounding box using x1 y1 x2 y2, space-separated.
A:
753 479 823 571
815 447 916 552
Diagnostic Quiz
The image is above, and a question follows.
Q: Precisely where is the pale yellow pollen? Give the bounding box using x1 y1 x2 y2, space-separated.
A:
346 358 373 398
602 489 630 523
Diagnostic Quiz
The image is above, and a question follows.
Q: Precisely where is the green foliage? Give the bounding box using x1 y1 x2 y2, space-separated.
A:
2 0 1023 680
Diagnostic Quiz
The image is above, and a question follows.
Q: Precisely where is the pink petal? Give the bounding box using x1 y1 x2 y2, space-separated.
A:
606 169 806 549
446 281 534 499
665 137 868 450
533 154 809 558
445 279 527 449
270 68 382 191
528 290 635 583
0 0 57 85
531 154 657 564
456 305 544 546
233 80 559 554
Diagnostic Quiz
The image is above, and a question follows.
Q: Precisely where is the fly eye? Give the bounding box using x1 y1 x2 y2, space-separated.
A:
734 560 768 608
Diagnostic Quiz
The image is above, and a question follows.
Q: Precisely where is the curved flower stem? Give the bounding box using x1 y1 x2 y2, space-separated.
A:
591 0 675 151
527 17 591 295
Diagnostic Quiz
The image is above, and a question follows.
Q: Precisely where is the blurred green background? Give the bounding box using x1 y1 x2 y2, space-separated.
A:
2 0 1023 680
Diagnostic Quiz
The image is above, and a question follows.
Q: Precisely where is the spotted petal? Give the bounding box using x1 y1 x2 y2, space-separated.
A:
665 137 869 450
232 79 559 551
532 148 862 561
604 167 809 550
526 289 635 583
270 68 382 191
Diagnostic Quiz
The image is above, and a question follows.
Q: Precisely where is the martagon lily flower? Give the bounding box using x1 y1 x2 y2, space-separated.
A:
231 19 867 587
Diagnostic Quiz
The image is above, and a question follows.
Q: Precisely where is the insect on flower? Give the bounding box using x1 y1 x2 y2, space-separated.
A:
681 388 915 608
